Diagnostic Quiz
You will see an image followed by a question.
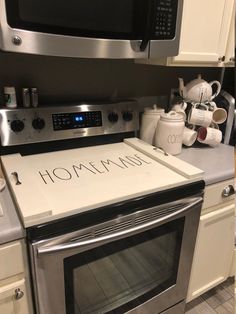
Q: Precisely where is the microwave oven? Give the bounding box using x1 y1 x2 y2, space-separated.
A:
0 0 183 59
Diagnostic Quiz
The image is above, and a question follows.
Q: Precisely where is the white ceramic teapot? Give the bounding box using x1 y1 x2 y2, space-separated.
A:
178 74 221 103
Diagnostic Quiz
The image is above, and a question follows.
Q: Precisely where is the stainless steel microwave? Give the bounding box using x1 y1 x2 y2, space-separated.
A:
0 0 183 59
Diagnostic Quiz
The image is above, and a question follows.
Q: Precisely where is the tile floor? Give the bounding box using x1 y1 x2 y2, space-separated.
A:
185 277 235 313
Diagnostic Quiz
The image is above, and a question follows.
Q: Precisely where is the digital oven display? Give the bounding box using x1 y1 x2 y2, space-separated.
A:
52 111 102 131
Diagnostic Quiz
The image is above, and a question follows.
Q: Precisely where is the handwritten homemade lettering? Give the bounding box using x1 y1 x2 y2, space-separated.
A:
39 154 152 184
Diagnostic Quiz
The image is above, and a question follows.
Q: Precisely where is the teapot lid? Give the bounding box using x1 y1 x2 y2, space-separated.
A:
144 104 164 114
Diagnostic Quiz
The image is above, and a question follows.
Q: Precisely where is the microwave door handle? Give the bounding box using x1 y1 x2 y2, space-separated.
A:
140 0 155 51
37 197 202 256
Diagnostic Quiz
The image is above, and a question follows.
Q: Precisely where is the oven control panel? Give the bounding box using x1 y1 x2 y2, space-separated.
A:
0 101 139 146
52 111 103 131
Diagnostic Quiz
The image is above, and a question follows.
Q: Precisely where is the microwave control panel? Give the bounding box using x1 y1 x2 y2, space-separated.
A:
0 102 139 146
154 0 178 39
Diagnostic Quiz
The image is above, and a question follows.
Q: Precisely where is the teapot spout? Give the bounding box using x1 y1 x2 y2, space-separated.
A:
178 77 186 98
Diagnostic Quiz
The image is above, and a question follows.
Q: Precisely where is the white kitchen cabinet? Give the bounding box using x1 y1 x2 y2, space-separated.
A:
137 0 235 67
0 279 29 314
0 240 33 314
224 1 235 66
186 179 235 302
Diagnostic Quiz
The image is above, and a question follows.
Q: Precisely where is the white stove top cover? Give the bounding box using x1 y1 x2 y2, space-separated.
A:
1 138 204 227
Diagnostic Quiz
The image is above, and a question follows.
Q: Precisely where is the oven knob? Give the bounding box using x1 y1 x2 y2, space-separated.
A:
122 111 133 121
10 120 24 132
32 118 45 130
108 112 119 123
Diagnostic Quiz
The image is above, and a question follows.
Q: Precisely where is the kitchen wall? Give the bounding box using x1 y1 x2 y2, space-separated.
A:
0 51 224 107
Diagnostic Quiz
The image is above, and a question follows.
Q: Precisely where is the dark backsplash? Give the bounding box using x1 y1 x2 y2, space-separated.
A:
0 51 225 106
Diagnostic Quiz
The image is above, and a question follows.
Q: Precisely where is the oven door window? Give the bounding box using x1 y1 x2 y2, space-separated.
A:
64 218 184 314
6 0 146 40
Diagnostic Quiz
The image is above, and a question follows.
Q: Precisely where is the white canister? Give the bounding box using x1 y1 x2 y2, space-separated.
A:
154 111 185 155
140 105 165 145
4 86 17 108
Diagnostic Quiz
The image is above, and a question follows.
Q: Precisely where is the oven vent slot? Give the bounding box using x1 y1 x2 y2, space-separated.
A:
70 233 92 242
134 213 153 225
114 220 133 231
94 225 114 237
134 205 182 226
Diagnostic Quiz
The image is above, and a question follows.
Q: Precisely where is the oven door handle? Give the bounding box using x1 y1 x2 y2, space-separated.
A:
37 197 202 256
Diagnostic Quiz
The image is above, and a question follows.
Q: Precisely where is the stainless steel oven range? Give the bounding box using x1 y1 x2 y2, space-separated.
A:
0 101 205 314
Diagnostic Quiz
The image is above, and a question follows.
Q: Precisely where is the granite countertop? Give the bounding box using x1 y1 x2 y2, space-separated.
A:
178 143 234 185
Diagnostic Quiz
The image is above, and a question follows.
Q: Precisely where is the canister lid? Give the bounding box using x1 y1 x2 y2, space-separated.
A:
144 104 165 115
4 86 16 93
160 111 184 122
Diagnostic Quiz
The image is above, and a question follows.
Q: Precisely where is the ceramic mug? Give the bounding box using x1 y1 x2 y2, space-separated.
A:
171 101 187 121
188 103 212 127
197 123 222 147
209 102 227 125
182 125 197 147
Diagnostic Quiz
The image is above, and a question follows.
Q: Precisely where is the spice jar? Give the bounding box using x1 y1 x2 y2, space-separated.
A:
154 111 185 155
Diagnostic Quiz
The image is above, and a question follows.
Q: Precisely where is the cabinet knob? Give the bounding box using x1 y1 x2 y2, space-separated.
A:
222 185 235 198
15 288 24 300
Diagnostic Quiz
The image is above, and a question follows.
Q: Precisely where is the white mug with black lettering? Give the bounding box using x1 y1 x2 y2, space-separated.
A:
188 103 212 127
154 111 185 155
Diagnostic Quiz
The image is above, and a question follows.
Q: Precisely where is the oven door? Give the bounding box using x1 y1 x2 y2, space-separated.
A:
30 196 202 314
1 0 149 58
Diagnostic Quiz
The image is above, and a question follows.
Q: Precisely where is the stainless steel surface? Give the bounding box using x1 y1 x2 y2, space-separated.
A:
15 288 24 300
160 301 185 314
0 0 182 59
0 180 24 244
0 101 139 146
222 185 235 198
37 197 202 255
30 194 202 314
220 90 235 145
149 0 183 58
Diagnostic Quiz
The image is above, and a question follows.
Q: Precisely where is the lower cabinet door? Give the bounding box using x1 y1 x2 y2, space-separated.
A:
0 279 29 314
187 203 235 302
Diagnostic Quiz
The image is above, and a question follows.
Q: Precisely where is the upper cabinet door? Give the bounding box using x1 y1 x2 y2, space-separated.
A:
225 1 235 65
172 0 235 64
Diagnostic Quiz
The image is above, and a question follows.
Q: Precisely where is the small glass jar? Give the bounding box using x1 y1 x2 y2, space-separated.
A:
154 111 185 155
